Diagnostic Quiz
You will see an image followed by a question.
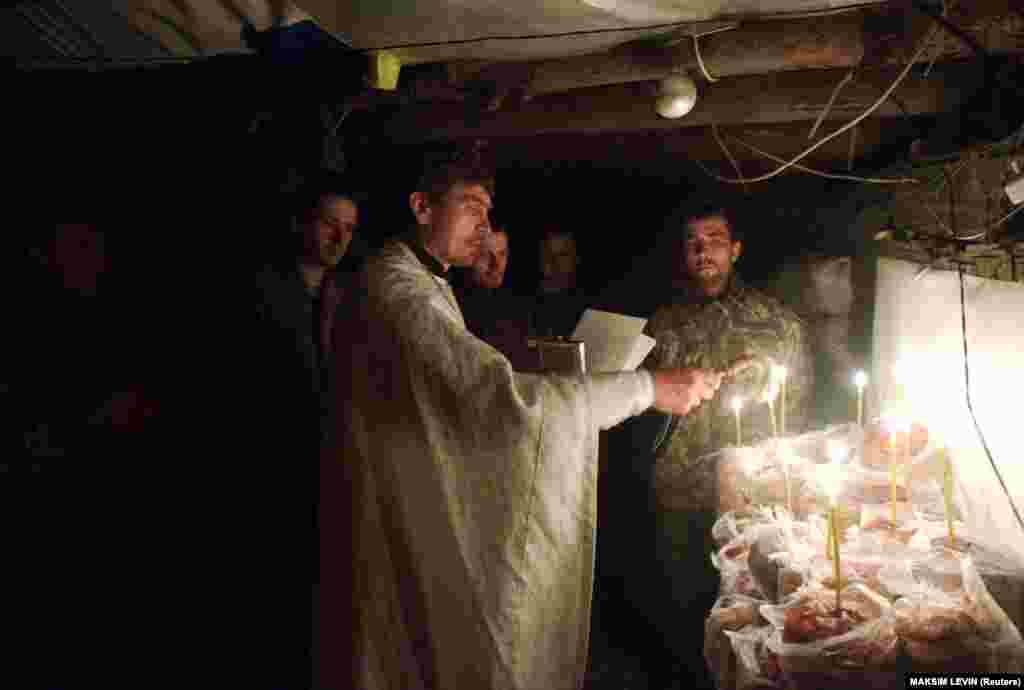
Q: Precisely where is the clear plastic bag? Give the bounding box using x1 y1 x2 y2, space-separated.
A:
705 593 763 690
724 624 785 690
892 555 1024 674
761 583 903 690
747 516 822 603
712 507 775 549
717 425 863 519
912 541 1024 632
713 529 766 598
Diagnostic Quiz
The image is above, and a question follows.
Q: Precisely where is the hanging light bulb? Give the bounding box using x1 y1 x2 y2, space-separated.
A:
655 74 698 119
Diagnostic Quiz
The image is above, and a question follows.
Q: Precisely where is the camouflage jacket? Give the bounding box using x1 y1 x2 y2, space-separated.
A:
643 277 813 512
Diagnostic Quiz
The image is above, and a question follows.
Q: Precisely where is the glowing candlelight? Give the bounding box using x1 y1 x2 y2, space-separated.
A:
939 447 956 547
885 416 909 525
761 371 780 439
822 440 846 613
732 396 743 446
854 370 868 427
892 360 907 399
777 439 794 514
773 363 789 436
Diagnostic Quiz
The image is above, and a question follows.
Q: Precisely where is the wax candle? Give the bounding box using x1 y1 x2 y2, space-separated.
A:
732 396 743 446
854 370 868 427
941 448 955 546
889 418 909 525
821 441 846 613
777 440 794 515
761 366 780 440
772 364 788 436
831 503 842 613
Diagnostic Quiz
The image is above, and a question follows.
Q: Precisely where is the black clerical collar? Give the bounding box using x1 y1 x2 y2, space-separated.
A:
402 232 449 280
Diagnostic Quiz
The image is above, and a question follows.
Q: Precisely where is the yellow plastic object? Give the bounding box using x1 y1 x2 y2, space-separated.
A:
368 50 401 90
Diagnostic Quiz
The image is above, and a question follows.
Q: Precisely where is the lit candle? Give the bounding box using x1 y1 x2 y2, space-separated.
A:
892 360 907 405
822 440 846 613
773 363 789 436
761 372 780 439
854 370 868 427
732 396 743 446
886 417 909 525
939 447 955 547
777 439 794 514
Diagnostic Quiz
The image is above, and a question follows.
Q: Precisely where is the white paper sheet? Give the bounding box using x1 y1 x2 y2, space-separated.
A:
571 309 652 373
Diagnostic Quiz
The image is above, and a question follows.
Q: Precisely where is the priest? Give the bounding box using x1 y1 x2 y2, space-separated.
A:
321 161 723 690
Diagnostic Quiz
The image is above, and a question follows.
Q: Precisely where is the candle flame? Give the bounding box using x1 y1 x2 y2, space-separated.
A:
732 396 743 413
893 359 906 383
777 439 794 467
882 414 910 435
820 440 847 505
827 440 847 464
854 370 868 390
772 363 788 383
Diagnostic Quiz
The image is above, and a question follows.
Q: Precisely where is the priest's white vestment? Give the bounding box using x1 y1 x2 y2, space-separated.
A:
325 240 653 690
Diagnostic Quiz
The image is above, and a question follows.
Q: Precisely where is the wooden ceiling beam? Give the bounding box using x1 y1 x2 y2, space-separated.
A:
350 1 1022 110
482 119 894 171
375 62 969 143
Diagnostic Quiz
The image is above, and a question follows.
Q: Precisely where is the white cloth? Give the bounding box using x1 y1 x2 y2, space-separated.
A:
329 240 653 690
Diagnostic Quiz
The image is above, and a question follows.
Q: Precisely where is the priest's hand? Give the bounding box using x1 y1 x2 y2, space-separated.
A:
651 368 722 416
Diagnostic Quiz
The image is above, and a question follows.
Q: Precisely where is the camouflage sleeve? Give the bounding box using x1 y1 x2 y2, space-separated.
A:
642 308 674 370
781 311 814 435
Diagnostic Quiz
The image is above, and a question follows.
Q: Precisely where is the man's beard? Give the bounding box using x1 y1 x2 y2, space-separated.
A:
686 264 733 299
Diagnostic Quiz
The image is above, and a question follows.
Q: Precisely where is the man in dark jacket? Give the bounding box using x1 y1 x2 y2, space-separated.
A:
453 226 539 371
531 227 590 338
255 173 361 440
253 171 361 687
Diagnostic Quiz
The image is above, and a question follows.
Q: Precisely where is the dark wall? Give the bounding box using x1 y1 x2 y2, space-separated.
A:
12 58 368 687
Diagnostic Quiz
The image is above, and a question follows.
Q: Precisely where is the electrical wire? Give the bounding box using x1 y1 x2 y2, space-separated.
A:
694 22 944 185
692 34 717 82
355 5 887 52
726 135 919 184
724 4 885 21
956 260 1024 536
953 203 1024 241
711 122 748 193
358 18 742 52
911 0 986 58
808 70 855 140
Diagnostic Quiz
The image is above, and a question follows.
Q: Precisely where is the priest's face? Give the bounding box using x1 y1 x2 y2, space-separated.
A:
470 230 508 289
680 215 741 298
420 183 494 267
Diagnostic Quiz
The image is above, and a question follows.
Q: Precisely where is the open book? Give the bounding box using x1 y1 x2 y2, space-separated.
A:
571 309 657 373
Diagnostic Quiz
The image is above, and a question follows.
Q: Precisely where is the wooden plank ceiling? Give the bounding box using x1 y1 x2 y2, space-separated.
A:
345 0 1023 170
28 1 1019 172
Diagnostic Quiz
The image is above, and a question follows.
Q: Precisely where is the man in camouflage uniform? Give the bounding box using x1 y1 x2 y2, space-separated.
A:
607 199 812 688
